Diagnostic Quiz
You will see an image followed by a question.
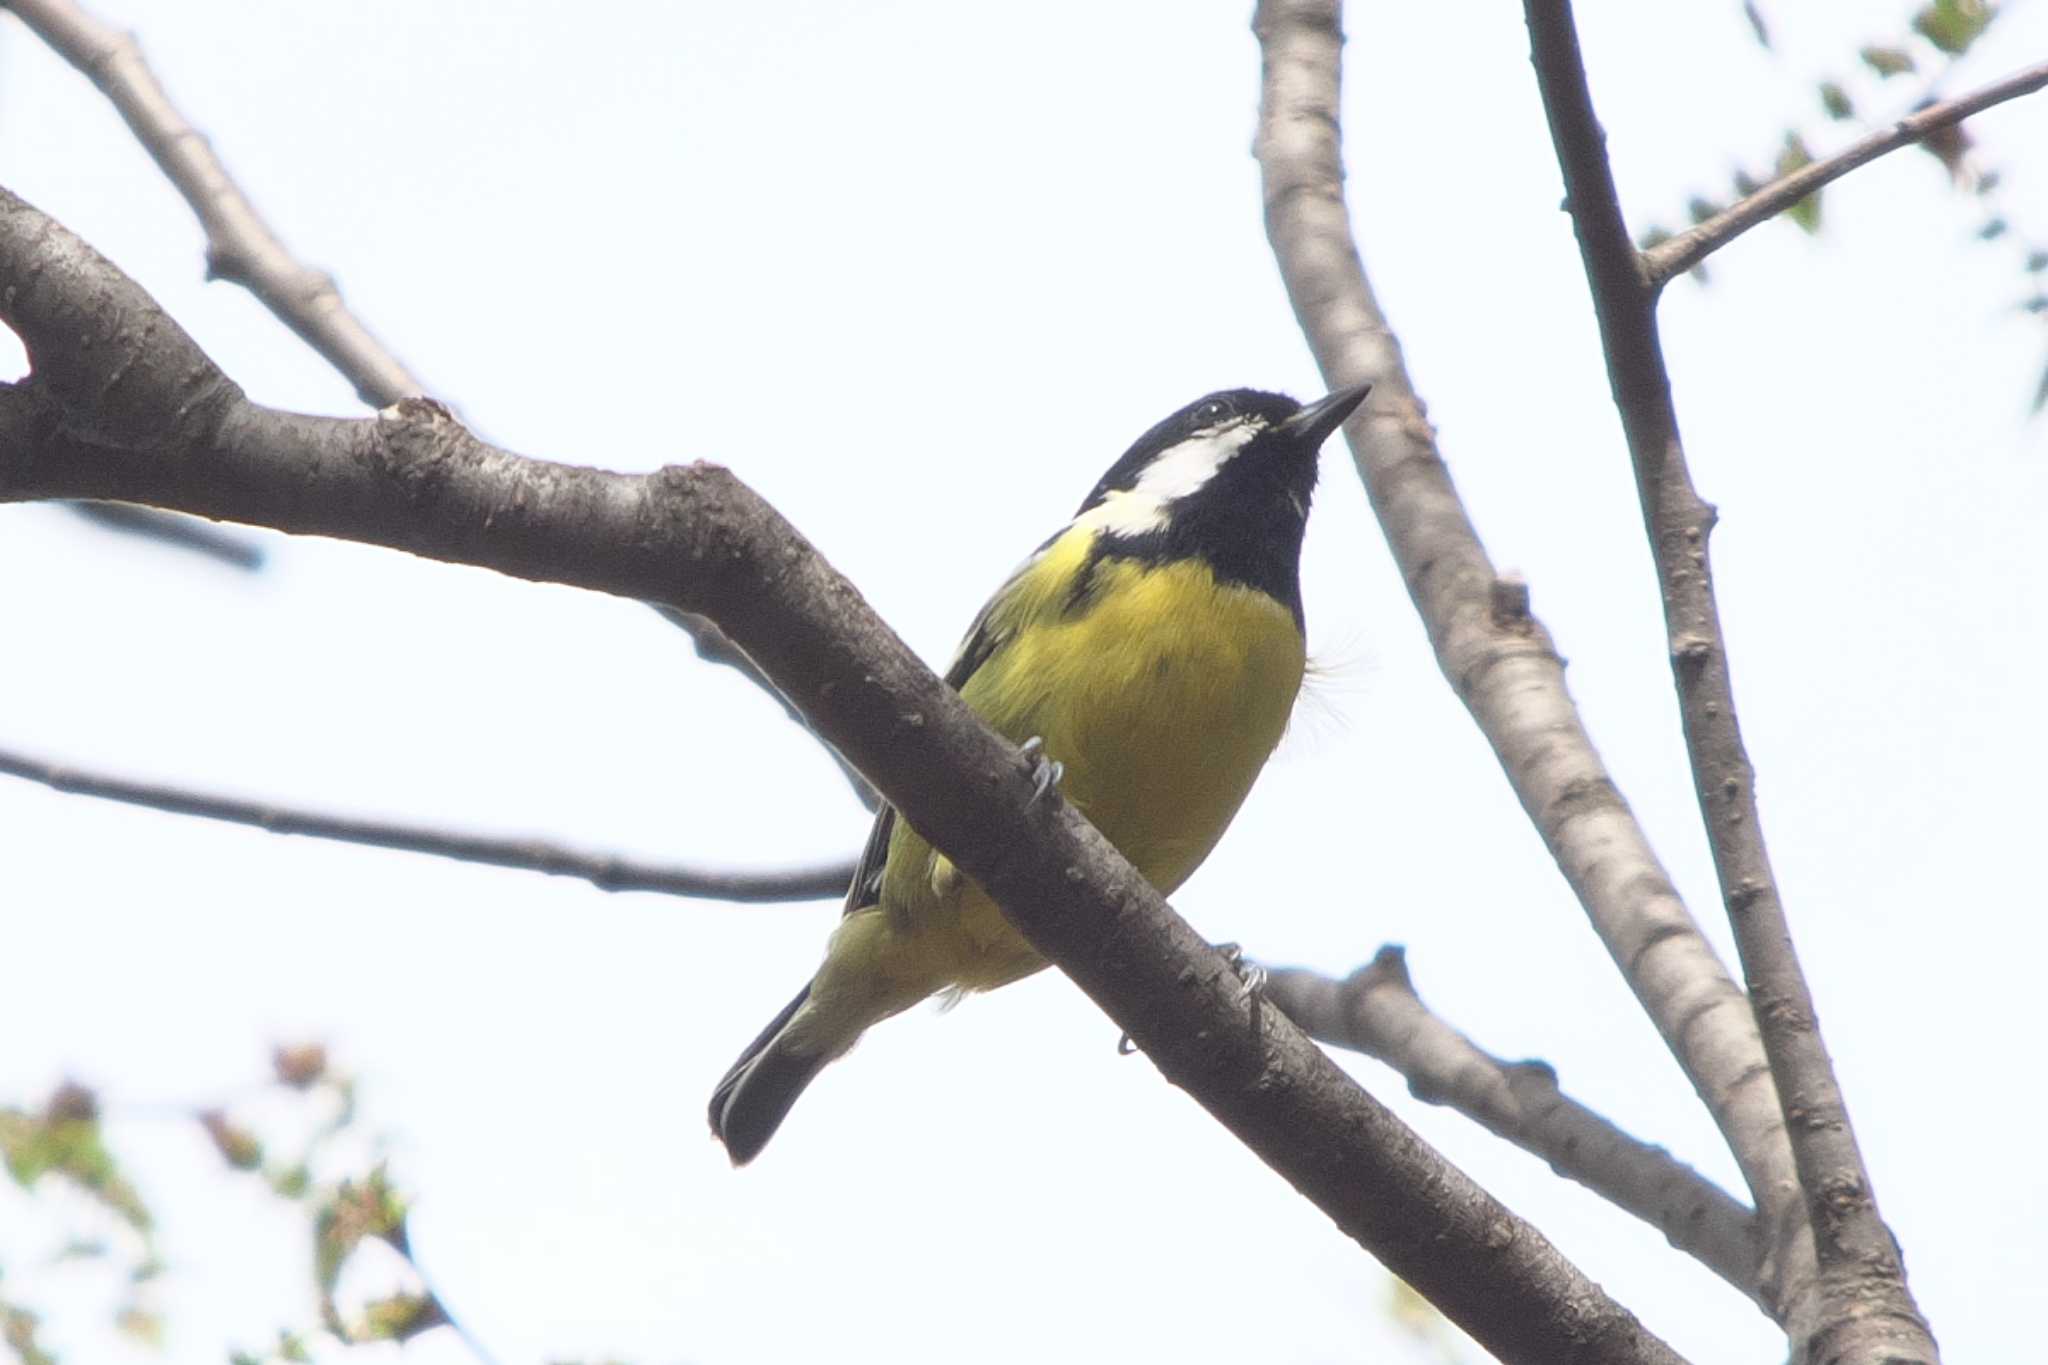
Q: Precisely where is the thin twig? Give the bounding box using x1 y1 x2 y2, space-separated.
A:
1644 58 2048 285
1 0 425 407
1253 0 1799 1316
0 184 1690 1365
1268 948 1762 1301
1522 3 1935 1362
0 745 852 904
65 500 265 569
650 605 880 811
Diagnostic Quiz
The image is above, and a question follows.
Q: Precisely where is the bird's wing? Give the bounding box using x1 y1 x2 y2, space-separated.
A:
838 540 1051 918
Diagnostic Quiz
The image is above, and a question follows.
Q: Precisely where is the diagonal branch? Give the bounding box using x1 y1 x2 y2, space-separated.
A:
5 0 874 798
1522 2 1933 1361
0 0 425 408
1267 948 1762 1302
1643 58 2048 286
1253 0 1801 1319
0 182 1688 1365
0 744 853 904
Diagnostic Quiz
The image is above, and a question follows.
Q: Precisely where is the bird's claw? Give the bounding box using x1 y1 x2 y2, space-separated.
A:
1019 736 1064 807
1215 941 1268 1048
1116 945 1268 1057
1215 942 1269 1001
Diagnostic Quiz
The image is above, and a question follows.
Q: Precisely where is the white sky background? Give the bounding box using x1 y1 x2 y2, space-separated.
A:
1 1 2043 1362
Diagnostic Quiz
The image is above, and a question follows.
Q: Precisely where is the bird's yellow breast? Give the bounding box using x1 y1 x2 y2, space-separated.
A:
872 526 1306 989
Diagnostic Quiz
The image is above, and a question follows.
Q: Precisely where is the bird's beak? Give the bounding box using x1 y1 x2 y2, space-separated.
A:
1280 378 1373 449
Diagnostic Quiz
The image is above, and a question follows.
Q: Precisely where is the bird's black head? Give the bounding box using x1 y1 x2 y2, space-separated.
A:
1070 381 1370 627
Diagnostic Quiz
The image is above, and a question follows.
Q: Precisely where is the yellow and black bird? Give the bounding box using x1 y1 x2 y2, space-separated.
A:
709 379 1371 1164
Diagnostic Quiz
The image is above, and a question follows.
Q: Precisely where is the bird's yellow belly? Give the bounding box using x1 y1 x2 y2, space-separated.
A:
876 555 1306 991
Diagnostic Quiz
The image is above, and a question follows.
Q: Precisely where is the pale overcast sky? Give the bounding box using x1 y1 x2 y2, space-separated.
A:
2 2 2043 1363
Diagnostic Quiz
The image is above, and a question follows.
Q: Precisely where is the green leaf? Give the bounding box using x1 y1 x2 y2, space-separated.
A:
313 1165 409 1296
0 1300 56 1365
1776 134 1823 233
1978 218 2009 240
1859 45 1916 77
267 1165 311 1200
199 1112 265 1172
1818 82 1855 120
2024 250 2048 273
0 1087 151 1231
1913 0 1997 56
356 1293 447 1343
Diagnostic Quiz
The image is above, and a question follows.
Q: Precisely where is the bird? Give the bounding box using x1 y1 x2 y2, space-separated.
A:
709 379 1372 1165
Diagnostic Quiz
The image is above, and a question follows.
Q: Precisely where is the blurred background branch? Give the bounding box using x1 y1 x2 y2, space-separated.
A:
0 743 853 904
1266 947 1763 1302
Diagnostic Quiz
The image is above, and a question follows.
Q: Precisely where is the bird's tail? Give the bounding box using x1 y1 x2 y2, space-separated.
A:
708 983 831 1166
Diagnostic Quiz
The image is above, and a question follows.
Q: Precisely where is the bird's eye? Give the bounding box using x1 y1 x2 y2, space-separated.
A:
1193 398 1234 426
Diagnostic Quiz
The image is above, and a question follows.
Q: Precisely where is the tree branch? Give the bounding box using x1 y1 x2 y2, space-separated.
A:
4 0 885 796
0 744 852 904
1253 0 1802 1317
1267 948 1762 1302
63 498 265 569
0 0 425 408
649 604 880 811
0 183 1688 1365
1522 3 1934 1362
1643 58 2048 286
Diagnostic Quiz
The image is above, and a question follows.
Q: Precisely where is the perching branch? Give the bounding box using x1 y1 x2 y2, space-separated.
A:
1267 948 1762 1302
1643 58 2048 286
0 183 1687 1365
0 744 853 904
0 0 425 408
1253 0 1803 1318
1522 3 1934 1362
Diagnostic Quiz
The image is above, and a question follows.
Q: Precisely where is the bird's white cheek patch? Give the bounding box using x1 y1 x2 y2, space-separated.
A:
1083 423 1258 536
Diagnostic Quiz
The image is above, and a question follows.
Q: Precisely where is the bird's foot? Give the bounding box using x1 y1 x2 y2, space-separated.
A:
1114 944 1268 1057
1215 941 1269 1049
1018 736 1064 807
1213 941 1268 1002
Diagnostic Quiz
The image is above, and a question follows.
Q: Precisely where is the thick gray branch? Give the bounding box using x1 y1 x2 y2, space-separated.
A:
0 744 852 903
1253 0 1800 1318
4 0 877 790
0 184 1686 1365
1522 3 1934 1362
1267 948 1762 1301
